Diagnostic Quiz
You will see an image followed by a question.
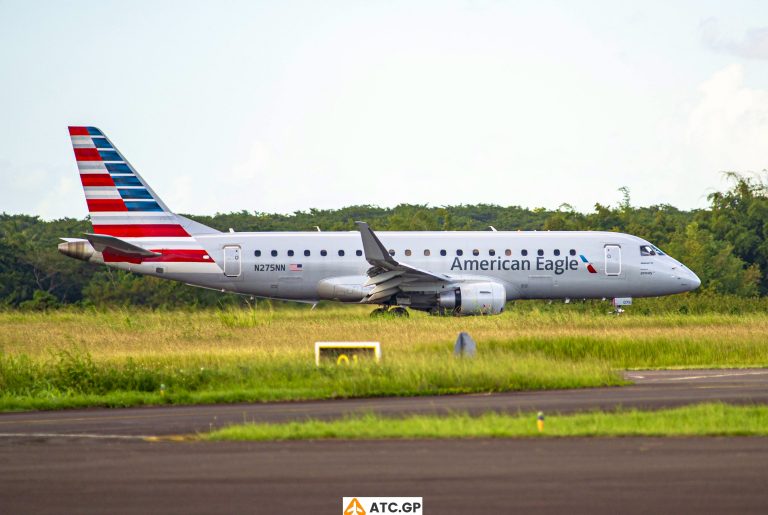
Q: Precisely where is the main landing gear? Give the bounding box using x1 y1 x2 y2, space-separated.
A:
369 306 410 318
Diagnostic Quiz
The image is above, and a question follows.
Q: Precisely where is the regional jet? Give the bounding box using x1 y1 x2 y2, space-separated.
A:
58 127 701 316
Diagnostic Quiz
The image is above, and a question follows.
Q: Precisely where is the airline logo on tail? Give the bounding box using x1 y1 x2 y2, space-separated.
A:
70 127 166 213
69 125 191 238
68 126 215 266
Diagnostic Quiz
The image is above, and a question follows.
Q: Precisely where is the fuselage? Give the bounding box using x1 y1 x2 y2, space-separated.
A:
83 230 701 302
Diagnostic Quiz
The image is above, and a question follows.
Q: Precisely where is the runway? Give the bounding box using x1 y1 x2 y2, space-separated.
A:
1 369 767 514
0 369 766 438
1 437 767 514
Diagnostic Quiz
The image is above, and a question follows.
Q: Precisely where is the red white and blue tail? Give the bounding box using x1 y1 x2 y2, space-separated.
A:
70 126 185 235
68 126 218 264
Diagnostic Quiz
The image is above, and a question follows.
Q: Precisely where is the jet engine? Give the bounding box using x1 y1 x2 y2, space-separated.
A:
437 281 506 315
57 239 95 262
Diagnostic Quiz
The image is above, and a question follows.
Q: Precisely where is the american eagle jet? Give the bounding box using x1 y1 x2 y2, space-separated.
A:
59 127 701 316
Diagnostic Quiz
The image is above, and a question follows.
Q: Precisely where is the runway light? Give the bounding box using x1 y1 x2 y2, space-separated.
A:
160 383 166 397
537 412 545 433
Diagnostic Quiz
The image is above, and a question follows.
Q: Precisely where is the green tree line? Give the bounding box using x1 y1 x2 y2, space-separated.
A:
1 173 765 309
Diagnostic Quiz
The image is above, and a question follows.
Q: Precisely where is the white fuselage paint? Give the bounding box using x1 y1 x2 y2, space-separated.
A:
90 230 701 303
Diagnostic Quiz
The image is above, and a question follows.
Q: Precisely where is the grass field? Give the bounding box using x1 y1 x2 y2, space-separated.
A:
1 298 767 411
206 403 768 440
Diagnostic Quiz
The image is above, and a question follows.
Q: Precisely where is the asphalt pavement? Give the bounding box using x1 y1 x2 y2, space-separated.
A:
0 369 766 438
1 369 767 514
1 437 766 514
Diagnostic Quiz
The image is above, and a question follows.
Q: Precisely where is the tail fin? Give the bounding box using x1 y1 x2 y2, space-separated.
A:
68 126 217 237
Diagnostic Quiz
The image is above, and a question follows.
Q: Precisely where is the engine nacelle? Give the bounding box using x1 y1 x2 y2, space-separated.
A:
438 281 506 315
57 239 95 262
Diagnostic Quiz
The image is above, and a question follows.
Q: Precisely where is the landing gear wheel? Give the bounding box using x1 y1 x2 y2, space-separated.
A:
370 307 389 317
389 307 409 317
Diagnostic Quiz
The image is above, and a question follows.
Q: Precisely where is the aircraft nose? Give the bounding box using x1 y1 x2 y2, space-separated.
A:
666 265 700 293
689 270 701 291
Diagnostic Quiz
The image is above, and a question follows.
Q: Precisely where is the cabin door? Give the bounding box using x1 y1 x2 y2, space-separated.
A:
604 245 621 276
223 246 242 277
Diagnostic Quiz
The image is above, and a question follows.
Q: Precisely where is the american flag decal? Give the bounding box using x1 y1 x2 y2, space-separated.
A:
289 263 303 272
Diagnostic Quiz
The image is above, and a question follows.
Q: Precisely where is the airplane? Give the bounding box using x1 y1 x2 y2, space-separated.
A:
58 126 701 317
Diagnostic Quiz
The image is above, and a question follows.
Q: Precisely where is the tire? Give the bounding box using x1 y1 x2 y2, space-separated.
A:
369 307 389 317
389 307 409 317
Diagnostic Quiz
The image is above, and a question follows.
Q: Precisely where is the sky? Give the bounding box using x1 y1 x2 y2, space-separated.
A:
1 0 768 219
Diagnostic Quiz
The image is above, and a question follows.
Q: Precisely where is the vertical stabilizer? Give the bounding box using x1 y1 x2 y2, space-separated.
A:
68 126 218 238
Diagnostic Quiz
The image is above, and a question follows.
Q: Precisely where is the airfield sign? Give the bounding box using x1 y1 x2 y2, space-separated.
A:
315 342 381 366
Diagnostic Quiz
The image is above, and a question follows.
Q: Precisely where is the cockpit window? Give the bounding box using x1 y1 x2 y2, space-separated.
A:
640 245 656 256
651 245 666 256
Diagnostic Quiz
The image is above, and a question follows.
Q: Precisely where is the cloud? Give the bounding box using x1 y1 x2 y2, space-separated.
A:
701 19 768 60
653 63 768 203
685 64 768 165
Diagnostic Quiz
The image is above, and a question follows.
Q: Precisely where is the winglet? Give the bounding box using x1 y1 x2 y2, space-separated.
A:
355 221 397 267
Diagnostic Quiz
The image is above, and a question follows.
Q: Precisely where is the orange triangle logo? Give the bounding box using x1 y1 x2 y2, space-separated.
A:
344 498 366 515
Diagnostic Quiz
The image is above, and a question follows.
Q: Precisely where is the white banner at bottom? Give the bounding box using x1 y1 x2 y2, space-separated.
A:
343 497 423 515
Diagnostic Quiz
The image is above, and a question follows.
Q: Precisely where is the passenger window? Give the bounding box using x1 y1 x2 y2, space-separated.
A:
440 249 447 256
388 249 396 256
356 250 362 257
505 249 511 256
304 250 311 257
405 249 412 256
287 250 294 257
271 250 278 257
554 249 560 256
489 249 495 256
456 249 463 256
424 249 431 256
320 250 327 257
338 250 345 256
537 249 544 256
472 249 479 256
569 249 576 256
521 249 528 256
254 250 261 257
640 245 656 257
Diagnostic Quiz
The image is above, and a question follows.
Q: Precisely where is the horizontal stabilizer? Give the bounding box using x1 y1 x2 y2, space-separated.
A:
83 233 161 258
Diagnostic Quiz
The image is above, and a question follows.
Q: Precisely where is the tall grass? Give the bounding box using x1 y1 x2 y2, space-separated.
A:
3 305 766 362
0 301 766 411
0 349 620 410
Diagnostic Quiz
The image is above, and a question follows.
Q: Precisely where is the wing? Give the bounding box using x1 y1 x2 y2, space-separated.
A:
355 221 451 303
